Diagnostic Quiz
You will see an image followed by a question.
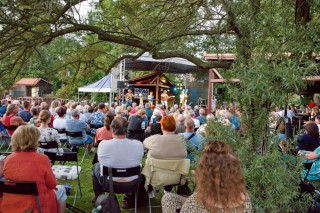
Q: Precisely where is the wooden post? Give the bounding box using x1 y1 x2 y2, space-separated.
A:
207 69 213 113
156 76 159 105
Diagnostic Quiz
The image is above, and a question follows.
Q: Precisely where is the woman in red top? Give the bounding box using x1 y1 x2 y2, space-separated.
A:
1 125 65 213
95 113 114 145
2 104 25 135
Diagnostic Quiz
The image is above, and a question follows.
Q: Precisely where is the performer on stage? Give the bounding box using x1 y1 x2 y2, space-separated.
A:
161 90 174 109
179 89 188 108
179 91 185 108
148 91 154 105
139 93 144 106
125 89 134 107
184 89 188 107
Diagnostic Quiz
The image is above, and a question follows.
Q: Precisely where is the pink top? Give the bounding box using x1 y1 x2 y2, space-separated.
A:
95 127 113 142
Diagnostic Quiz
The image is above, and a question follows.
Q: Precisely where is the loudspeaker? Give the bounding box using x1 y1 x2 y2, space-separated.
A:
117 81 125 89
216 88 223 95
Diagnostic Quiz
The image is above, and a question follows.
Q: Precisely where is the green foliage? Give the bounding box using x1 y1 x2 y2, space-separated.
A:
204 121 312 213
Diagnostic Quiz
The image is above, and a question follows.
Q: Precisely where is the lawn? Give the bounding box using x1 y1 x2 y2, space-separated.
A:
64 148 163 212
0 142 162 213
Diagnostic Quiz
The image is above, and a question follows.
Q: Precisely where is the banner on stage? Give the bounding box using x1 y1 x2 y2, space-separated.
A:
134 88 149 99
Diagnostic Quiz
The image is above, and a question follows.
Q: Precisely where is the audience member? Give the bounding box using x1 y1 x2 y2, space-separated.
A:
2 104 26 135
28 106 41 127
89 103 106 135
297 122 320 152
1 125 67 213
91 117 144 209
66 109 94 153
128 109 147 141
95 113 114 144
0 99 8 117
162 141 252 213
53 107 68 142
182 116 205 161
38 110 67 154
18 101 32 122
175 114 185 134
143 115 187 192
196 108 207 125
188 110 200 130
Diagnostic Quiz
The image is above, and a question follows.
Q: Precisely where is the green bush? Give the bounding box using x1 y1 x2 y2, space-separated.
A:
203 121 312 213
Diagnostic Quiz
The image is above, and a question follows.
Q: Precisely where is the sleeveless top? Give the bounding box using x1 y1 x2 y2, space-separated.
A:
3 115 15 135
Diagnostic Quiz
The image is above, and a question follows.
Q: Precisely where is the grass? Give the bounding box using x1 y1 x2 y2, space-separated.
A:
0 141 162 213
64 148 163 212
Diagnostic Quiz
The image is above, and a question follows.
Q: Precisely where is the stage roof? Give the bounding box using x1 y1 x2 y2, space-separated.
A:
124 52 205 74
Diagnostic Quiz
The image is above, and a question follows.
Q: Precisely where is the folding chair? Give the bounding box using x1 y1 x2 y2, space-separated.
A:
66 131 88 164
44 151 82 207
54 128 69 147
0 179 42 212
39 141 60 152
101 165 141 213
0 129 11 151
142 158 190 213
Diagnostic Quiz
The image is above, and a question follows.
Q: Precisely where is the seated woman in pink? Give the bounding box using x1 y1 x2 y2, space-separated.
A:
95 113 114 145
2 104 26 135
1 125 66 213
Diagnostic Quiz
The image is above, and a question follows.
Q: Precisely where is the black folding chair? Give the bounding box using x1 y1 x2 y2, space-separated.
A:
66 131 88 164
39 141 60 152
54 128 69 146
44 151 82 207
101 166 141 213
0 179 42 212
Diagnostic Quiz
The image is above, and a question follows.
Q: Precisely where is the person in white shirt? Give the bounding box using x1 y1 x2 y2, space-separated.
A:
91 117 144 209
278 107 295 123
53 107 67 141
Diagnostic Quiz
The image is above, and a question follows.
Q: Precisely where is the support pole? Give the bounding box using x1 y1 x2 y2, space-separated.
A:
207 69 213 114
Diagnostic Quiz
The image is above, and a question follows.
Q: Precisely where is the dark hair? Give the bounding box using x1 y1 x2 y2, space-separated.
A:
88 106 94 113
23 101 30 109
111 117 128 135
31 107 40 116
98 103 105 110
155 115 162 122
56 107 66 117
104 113 115 130
305 122 319 138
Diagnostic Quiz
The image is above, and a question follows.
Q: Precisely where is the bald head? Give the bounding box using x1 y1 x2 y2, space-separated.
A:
111 117 128 136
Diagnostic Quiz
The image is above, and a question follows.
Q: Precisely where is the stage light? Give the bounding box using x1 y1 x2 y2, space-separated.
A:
127 83 131 88
173 87 177 91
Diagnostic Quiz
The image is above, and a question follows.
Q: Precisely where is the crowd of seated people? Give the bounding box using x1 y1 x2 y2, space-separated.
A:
0 97 246 212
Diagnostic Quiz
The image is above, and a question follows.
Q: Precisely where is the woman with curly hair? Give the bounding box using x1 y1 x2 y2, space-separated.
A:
162 140 252 213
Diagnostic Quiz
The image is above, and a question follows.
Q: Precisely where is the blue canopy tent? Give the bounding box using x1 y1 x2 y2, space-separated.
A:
78 73 118 102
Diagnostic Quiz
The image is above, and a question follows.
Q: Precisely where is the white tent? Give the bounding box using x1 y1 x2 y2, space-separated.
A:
78 73 117 93
78 73 118 102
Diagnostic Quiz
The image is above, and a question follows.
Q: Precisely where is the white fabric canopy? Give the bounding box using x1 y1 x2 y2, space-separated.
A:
78 73 117 93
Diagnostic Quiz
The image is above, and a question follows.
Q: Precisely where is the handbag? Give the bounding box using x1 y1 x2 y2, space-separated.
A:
177 182 192 196
95 167 121 213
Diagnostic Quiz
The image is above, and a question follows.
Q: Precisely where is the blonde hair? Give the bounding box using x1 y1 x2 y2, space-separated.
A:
39 110 51 123
11 125 40 152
